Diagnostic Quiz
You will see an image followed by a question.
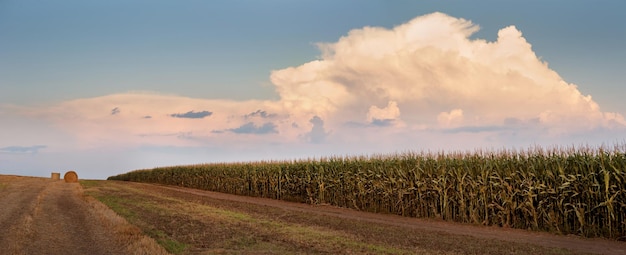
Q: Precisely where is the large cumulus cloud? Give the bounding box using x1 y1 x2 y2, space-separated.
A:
270 12 625 133
7 12 625 153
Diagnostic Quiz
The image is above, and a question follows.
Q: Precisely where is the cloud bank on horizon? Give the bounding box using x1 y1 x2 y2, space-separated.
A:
3 13 625 170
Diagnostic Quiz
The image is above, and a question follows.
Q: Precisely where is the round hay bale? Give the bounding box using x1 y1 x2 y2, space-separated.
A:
64 171 78 183
51 172 60 180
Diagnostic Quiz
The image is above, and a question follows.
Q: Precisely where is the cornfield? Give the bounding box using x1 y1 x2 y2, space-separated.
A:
108 145 626 239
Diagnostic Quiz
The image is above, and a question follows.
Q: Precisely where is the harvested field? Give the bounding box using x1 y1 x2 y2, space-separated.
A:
0 175 168 255
3 174 624 254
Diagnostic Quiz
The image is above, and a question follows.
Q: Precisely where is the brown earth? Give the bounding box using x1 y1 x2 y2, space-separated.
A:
0 175 168 255
87 180 626 255
152 183 626 255
2 175 626 255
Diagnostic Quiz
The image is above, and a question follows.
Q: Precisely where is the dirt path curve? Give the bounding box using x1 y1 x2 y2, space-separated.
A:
0 175 168 255
153 183 626 255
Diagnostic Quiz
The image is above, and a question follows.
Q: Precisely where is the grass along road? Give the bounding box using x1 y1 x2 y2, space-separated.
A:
81 180 626 255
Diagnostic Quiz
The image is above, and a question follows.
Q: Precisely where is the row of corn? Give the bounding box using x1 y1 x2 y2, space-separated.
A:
108 145 626 238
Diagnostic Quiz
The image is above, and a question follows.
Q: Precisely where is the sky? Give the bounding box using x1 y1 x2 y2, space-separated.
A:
1 1 625 179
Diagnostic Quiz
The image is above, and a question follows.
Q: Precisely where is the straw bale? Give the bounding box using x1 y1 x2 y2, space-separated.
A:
64 171 78 183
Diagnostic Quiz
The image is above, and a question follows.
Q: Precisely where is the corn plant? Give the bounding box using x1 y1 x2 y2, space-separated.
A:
108 144 626 239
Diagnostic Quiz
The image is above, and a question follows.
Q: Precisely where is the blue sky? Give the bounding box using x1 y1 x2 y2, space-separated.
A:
1 1 625 179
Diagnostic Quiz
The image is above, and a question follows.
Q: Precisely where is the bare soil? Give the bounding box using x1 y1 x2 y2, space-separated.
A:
155 184 626 255
0 175 167 255
86 180 626 255
3 174 625 254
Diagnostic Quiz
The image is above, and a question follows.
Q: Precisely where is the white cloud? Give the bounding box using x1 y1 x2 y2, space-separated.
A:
366 101 401 125
269 12 625 133
437 109 464 128
2 12 625 178
19 13 626 142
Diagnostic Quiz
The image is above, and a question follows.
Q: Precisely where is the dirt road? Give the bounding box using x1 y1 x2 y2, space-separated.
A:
0 175 167 255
